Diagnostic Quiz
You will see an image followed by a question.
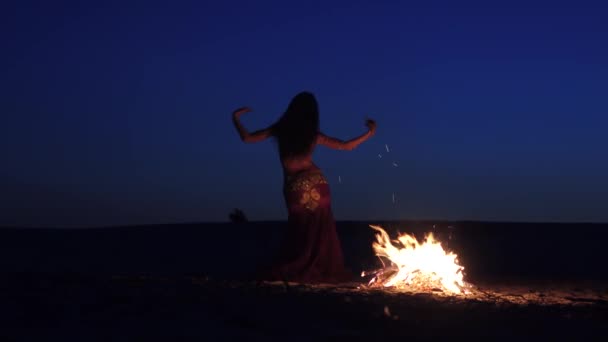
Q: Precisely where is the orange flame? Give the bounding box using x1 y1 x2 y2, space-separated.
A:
364 225 466 294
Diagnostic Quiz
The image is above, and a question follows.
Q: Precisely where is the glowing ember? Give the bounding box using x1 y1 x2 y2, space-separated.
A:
362 225 466 294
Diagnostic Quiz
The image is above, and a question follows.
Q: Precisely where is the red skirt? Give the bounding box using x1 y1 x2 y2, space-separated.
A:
258 170 352 284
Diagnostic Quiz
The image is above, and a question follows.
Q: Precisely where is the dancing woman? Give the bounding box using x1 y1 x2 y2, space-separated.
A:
232 91 376 283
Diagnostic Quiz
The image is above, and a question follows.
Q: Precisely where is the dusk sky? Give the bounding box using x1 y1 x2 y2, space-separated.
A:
2 0 607 227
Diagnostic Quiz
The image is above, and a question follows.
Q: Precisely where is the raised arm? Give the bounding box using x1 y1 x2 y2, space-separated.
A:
317 119 377 151
232 107 273 143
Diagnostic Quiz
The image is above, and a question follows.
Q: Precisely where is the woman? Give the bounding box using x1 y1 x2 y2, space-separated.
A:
232 91 376 284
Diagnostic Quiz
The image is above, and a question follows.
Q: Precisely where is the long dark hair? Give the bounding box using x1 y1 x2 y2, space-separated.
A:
272 92 320 157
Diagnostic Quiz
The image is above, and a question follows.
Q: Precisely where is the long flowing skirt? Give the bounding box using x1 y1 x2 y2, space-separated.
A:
259 170 352 284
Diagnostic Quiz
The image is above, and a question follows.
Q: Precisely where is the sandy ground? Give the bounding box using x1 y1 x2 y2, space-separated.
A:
1 221 607 340
2 273 607 341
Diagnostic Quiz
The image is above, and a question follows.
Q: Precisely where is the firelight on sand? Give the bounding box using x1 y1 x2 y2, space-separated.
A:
362 225 467 294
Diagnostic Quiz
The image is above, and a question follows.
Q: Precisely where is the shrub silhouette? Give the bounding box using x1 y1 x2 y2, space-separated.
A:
229 208 248 223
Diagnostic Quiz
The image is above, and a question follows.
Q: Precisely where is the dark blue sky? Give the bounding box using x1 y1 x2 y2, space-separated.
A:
2 0 607 227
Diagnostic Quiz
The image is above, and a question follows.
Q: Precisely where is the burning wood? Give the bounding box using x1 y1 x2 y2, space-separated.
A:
362 225 468 294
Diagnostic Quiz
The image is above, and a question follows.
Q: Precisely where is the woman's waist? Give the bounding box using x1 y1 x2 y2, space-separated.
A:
283 164 321 179
281 158 319 173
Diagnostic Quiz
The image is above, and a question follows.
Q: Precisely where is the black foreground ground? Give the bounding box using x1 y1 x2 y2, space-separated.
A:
2 273 607 341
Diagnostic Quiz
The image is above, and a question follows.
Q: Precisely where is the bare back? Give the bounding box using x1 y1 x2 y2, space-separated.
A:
279 143 319 177
280 131 377 177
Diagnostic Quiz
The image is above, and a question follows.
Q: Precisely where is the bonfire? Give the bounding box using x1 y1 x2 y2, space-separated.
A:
362 225 468 294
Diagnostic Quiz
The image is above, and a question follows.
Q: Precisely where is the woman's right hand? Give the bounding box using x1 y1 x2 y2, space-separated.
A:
232 107 252 118
365 119 377 135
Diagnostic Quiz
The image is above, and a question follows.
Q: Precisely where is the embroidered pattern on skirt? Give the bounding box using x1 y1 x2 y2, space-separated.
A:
286 172 328 211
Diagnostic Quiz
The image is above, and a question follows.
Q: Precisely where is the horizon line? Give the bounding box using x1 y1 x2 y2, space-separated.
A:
2 218 608 229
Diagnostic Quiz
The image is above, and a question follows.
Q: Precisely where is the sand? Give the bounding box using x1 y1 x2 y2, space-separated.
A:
2 272 607 340
2 221 607 339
